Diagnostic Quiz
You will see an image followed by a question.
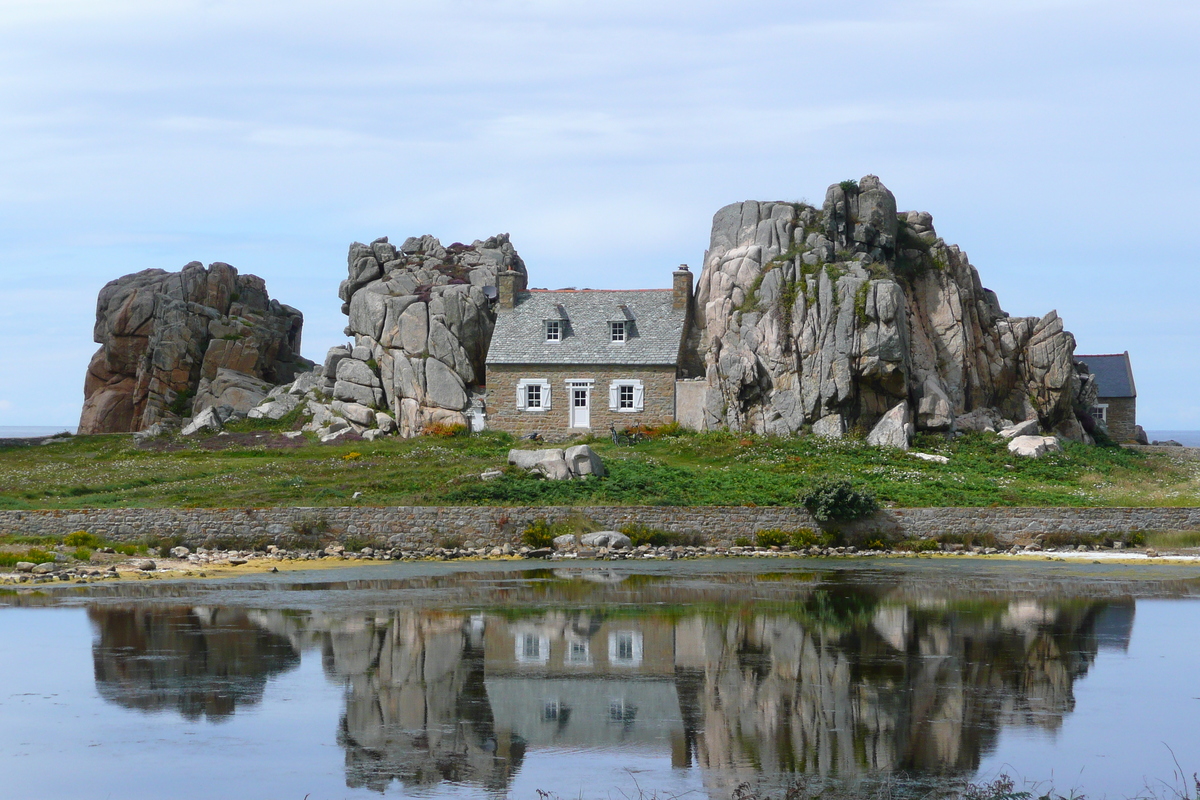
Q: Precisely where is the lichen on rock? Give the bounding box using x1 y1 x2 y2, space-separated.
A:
691 176 1089 441
313 233 525 437
79 262 311 434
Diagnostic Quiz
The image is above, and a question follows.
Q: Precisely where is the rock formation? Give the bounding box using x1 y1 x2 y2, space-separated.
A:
79 262 310 434
691 176 1093 440
299 233 523 438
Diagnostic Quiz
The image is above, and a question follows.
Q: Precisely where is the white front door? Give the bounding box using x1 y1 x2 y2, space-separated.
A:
570 385 591 428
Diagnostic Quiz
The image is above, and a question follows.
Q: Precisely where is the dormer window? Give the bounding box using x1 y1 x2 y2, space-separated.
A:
545 319 562 342
610 320 626 343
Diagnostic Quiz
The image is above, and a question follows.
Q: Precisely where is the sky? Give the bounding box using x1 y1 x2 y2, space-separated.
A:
0 0 1196 429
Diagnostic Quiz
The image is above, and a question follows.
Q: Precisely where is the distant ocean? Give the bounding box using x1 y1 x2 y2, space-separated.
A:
0 426 76 438
1144 430 1200 447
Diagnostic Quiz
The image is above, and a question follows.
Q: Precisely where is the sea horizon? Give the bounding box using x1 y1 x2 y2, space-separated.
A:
0 426 77 438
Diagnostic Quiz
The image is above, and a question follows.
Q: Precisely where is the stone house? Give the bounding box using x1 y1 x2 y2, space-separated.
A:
483 267 696 437
1075 352 1137 442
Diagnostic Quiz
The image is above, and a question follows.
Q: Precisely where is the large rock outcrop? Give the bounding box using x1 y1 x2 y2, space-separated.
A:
691 176 1091 440
315 233 523 437
78 262 310 434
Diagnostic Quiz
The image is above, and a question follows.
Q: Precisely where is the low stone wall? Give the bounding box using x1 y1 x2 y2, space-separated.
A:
1 505 1197 550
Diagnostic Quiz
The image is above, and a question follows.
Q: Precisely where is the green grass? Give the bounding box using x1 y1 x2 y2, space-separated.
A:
0 425 1195 510
0 549 55 568
1146 530 1200 550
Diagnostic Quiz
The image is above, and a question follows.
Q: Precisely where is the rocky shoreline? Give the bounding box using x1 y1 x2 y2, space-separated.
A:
5 539 1197 587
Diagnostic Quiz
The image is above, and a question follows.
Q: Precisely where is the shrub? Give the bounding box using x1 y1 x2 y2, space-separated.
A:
0 549 55 568
733 535 753 547
801 479 878 522
291 513 330 536
168 388 194 417
620 523 704 547
521 519 556 548
755 529 790 548
895 538 940 552
424 422 468 438
72 546 93 561
438 537 463 550
790 528 834 548
64 530 102 548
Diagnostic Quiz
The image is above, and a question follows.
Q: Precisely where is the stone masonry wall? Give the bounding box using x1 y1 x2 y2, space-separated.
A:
1104 396 1137 443
1 505 1196 551
485 364 677 437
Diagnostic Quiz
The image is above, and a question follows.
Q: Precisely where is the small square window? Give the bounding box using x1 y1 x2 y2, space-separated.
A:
610 321 626 342
546 320 561 341
619 384 635 409
526 384 542 409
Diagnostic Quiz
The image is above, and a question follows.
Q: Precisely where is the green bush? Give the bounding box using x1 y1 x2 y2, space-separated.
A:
0 549 55 567
521 519 556 548
733 536 753 547
72 546 93 561
620 523 704 548
801 479 878 522
64 530 102 548
755 529 790 548
790 528 834 548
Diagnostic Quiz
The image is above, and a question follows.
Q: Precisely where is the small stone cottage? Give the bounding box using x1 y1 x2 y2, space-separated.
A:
483 267 696 437
1076 352 1137 442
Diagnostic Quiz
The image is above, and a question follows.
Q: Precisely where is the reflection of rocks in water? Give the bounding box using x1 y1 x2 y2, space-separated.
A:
89 606 300 721
322 612 520 793
87 580 1139 796
672 597 1134 794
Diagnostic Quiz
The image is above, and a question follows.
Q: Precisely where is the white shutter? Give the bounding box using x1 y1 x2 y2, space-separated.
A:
632 380 645 412
516 379 528 410
541 380 552 410
608 382 620 411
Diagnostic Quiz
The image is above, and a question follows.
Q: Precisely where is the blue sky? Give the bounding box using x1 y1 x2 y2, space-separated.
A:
1 0 1196 428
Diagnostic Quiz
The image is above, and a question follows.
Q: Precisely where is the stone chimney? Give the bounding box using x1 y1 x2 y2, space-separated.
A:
673 264 693 311
497 270 526 310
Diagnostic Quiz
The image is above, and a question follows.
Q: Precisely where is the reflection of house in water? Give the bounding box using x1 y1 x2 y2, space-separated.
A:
484 613 687 758
87 592 1138 797
89 606 300 721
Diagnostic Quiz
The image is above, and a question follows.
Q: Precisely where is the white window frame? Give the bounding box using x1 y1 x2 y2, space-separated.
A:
565 636 592 666
610 320 626 343
545 319 562 342
608 630 643 667
517 378 552 411
1091 404 1109 425
515 631 550 665
608 379 645 412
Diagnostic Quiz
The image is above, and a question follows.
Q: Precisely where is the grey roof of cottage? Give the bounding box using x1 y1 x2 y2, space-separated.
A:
1076 352 1136 398
486 289 686 366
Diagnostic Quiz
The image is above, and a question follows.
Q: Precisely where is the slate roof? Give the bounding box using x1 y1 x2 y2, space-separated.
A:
1076 352 1136 398
486 289 686 366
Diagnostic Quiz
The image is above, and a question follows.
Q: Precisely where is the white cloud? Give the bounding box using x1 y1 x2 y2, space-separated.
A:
0 0 1195 426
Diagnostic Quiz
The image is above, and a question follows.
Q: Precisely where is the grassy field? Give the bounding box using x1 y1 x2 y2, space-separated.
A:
0 421 1197 511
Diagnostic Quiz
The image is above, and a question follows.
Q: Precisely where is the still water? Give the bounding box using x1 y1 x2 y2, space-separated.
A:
2 560 1199 799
